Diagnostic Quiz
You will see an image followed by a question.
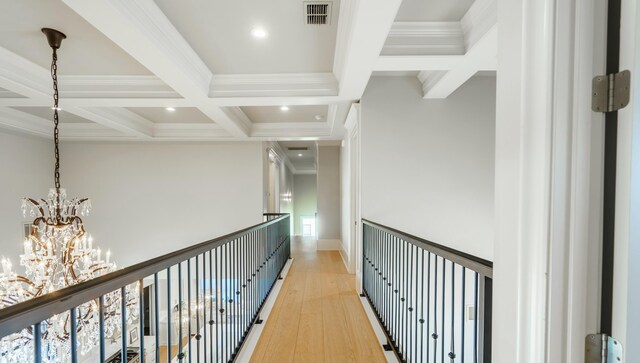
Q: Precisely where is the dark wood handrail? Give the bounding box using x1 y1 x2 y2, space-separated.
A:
0 214 290 339
362 218 493 278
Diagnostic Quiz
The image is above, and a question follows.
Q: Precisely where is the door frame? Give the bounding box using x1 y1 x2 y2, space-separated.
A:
613 0 640 352
494 0 606 361
344 104 362 284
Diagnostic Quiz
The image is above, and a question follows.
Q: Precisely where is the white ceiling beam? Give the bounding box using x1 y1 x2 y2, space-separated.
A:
0 47 50 99
66 107 154 139
421 25 497 99
333 0 403 99
61 0 249 138
0 96 343 108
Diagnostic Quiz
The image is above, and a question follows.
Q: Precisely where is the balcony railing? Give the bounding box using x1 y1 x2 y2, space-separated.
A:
0 213 291 363
362 219 493 363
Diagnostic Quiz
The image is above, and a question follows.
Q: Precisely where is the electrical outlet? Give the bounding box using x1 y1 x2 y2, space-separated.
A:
466 304 476 321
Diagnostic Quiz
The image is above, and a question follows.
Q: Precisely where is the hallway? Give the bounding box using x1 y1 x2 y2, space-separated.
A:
250 237 386 363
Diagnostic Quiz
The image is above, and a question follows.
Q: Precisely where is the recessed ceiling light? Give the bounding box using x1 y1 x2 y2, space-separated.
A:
165 107 176 112
314 114 323 120
280 106 289 111
251 27 268 39
298 153 303 157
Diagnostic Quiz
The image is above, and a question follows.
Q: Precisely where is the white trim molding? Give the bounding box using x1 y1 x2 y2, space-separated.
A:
210 73 338 98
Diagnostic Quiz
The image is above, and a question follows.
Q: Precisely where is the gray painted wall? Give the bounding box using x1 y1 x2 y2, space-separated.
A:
317 145 341 240
361 75 496 260
293 174 317 235
0 131 53 263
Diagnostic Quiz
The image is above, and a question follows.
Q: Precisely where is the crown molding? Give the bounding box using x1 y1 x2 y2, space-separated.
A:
59 75 179 98
152 123 232 140
251 122 330 138
383 22 465 56
0 107 51 137
210 73 338 98
66 107 154 138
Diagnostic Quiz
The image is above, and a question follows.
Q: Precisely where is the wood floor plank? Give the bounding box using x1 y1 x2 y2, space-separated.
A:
250 238 386 363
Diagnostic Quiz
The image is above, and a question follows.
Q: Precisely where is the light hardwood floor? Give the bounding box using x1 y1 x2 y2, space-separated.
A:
250 237 386 363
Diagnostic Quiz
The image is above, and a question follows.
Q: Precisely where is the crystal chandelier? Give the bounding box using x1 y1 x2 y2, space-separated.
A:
0 29 137 363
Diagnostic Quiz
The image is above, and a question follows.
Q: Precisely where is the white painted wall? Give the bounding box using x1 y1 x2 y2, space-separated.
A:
316 145 341 249
0 130 53 263
293 174 316 236
60 141 264 268
361 75 496 260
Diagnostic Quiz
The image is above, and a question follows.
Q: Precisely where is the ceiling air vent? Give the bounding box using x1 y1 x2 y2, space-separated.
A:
305 2 332 25
288 147 309 151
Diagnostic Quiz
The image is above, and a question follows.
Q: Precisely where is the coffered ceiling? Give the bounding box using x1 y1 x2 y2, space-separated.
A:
0 0 496 142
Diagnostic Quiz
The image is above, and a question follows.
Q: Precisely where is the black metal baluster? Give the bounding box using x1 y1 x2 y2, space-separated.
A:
139 280 145 363
154 273 159 363
234 238 238 354
420 250 425 363
413 244 418 363
166 268 171 363
225 242 230 363
432 256 438 363
121 286 127 363
209 250 214 362
34 322 42 363
196 255 200 363
461 267 466 363
385 232 390 338
449 263 455 362
178 262 183 362
215 248 219 363
70 307 78 363
188 259 192 363
426 252 431 361
441 259 445 363
99 295 105 362
408 243 414 363
203 253 208 362
394 234 399 347
403 239 408 358
473 273 479 363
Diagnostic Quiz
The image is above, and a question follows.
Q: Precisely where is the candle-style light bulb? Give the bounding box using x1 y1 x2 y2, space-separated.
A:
106 250 111 264
97 248 101 261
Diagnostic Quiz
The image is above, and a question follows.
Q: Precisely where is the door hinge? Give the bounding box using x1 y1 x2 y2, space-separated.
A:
592 70 631 113
585 334 623 363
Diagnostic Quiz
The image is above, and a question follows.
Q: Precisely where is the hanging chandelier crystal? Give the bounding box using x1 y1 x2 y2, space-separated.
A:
0 28 137 363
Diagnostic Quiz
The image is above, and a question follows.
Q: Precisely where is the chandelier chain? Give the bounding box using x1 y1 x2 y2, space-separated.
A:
51 48 61 221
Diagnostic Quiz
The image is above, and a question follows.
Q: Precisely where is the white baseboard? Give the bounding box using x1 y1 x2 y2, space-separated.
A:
317 239 342 250
359 295 400 363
